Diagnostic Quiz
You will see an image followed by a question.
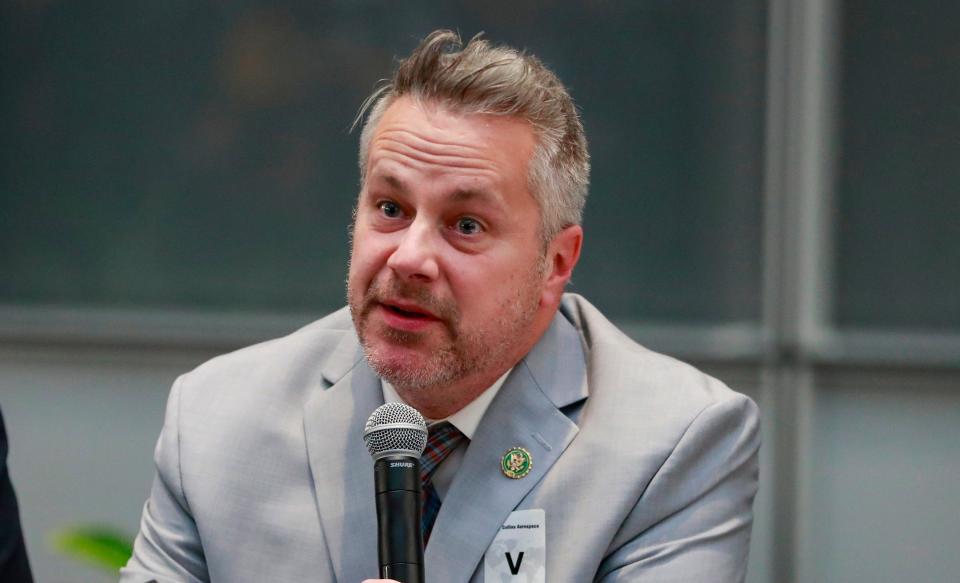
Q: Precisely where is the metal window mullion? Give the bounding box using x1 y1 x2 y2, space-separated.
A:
761 0 840 582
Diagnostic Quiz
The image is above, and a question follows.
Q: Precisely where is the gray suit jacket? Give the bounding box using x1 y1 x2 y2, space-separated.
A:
122 294 759 582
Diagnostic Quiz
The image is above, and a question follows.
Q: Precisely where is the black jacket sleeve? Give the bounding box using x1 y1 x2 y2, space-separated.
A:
0 407 33 583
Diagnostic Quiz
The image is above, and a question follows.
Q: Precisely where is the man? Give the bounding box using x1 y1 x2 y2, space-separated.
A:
122 30 759 582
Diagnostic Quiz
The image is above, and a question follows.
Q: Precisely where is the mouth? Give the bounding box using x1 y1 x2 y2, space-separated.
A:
379 300 438 320
374 299 443 334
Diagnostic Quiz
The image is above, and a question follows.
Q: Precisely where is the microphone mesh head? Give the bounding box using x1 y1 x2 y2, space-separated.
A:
363 402 428 459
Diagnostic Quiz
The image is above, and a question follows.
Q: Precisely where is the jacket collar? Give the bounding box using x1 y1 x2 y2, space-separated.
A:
304 335 382 582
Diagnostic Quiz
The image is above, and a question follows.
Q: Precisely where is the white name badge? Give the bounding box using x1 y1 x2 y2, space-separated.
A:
483 509 546 583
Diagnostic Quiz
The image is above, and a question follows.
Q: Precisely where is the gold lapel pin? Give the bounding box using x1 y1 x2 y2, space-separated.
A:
500 446 533 479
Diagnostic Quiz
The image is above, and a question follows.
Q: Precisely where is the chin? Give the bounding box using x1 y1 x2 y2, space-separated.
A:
364 340 425 379
363 339 463 392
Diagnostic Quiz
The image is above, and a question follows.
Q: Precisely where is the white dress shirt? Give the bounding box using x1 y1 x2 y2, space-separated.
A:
382 369 512 498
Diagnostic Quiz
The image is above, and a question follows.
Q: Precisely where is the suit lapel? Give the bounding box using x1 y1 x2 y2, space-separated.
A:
425 313 588 581
303 333 383 583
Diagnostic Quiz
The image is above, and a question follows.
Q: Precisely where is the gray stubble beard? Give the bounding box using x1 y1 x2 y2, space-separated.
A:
349 267 544 396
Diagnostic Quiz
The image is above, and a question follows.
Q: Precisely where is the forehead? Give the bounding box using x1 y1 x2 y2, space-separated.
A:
365 96 537 191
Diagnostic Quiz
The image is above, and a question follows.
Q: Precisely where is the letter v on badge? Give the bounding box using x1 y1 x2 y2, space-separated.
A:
484 509 545 582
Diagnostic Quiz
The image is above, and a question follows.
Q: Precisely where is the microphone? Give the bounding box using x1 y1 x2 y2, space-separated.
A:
363 402 428 583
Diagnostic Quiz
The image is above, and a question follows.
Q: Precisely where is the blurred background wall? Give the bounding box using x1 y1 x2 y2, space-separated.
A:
1 1 957 581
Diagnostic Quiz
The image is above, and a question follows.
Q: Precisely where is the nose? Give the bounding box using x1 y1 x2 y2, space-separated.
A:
386 217 440 282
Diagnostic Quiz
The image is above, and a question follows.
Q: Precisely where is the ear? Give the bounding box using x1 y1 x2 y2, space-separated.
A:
540 225 583 308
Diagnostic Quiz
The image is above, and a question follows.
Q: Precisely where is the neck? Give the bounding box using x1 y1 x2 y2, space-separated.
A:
394 366 508 419
396 305 557 419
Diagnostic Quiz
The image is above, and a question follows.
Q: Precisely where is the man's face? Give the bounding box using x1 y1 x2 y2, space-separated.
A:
348 96 548 398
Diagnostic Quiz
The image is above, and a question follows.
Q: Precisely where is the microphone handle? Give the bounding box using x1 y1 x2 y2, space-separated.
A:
374 455 424 583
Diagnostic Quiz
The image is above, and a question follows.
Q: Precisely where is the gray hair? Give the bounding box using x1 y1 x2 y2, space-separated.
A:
354 30 590 241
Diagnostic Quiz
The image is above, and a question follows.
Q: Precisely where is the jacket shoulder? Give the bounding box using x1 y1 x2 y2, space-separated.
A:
174 306 359 410
561 293 756 434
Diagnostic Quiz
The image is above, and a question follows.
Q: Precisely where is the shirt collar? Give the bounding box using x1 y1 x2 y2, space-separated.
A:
381 368 512 440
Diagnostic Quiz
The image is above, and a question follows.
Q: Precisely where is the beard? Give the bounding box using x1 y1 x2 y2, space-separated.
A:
348 266 544 394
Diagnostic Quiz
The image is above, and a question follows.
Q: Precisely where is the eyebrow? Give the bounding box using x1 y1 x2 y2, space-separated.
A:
448 187 500 206
380 174 405 193
361 174 407 197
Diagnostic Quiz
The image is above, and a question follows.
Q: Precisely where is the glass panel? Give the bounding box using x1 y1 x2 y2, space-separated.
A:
834 2 960 331
805 380 960 582
1 2 766 323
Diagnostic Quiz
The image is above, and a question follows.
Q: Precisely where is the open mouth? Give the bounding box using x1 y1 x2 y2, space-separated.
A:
384 304 431 319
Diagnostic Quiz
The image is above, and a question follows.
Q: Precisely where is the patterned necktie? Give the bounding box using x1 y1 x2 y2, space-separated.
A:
420 421 467 545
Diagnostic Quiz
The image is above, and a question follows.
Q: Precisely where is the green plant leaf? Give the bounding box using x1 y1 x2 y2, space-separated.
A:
51 526 134 572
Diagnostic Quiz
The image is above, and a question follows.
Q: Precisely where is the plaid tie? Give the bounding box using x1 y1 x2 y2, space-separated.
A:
420 421 467 545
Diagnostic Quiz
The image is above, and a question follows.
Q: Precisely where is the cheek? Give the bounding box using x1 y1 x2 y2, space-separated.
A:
449 257 533 309
350 235 412 299
350 226 389 270
347 239 381 291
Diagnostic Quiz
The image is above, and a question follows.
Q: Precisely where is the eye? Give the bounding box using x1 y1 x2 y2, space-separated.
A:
455 217 483 235
377 200 402 218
